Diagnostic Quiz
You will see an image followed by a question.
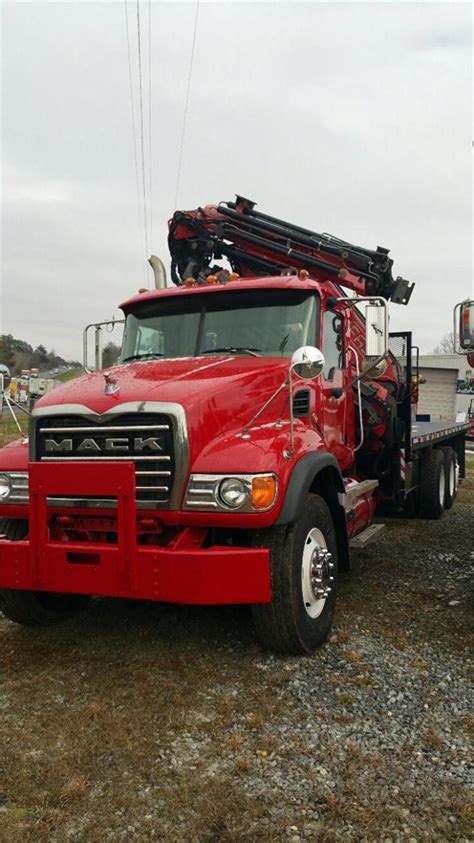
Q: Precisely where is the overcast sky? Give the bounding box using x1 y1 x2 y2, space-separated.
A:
1 0 472 360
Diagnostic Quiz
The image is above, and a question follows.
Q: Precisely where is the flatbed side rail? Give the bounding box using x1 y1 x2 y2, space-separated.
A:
411 421 470 448
411 421 469 479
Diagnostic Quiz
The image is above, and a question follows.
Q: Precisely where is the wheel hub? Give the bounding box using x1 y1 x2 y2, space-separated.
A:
310 547 334 601
301 528 335 619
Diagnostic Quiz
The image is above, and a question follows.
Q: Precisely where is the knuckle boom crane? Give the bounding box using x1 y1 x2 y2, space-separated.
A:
168 194 415 305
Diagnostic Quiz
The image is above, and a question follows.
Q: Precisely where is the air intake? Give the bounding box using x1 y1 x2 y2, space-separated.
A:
293 389 310 417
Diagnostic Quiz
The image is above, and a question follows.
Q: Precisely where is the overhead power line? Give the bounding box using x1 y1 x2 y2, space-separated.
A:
174 0 200 210
148 0 153 250
124 0 147 285
136 0 149 284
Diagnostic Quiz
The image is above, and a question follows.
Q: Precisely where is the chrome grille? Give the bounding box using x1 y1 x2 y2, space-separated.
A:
35 413 175 506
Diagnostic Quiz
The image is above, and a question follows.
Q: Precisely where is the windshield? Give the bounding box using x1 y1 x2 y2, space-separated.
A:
121 289 319 361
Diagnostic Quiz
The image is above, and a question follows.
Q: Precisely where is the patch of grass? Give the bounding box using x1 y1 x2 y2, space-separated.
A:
353 674 374 689
234 755 252 774
335 691 354 705
377 626 409 651
341 648 363 664
410 658 428 671
424 729 445 750
0 414 26 448
55 368 82 383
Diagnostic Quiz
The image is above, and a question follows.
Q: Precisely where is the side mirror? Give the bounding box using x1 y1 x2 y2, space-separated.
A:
83 318 124 373
456 300 474 351
365 303 388 358
291 346 325 380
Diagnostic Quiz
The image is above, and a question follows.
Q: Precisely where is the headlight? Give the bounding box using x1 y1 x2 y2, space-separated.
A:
219 477 249 509
0 474 11 499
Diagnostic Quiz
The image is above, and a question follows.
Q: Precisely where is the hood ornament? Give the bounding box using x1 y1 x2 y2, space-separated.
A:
104 371 120 395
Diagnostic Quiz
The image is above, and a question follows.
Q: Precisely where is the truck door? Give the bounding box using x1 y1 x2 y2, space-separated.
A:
320 310 353 468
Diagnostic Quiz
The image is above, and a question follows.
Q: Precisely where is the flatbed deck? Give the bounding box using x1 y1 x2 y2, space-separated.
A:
411 420 469 449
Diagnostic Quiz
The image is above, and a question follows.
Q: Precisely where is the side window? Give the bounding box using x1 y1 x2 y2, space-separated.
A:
322 311 344 380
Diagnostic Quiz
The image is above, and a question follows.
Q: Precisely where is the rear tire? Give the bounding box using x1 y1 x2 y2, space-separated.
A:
251 494 338 655
403 487 420 518
0 518 90 626
440 446 457 510
419 449 446 520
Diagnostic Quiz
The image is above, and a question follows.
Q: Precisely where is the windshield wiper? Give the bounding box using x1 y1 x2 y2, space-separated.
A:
199 346 262 357
122 352 165 362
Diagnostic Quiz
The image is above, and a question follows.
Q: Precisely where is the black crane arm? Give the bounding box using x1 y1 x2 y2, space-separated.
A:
167 195 415 304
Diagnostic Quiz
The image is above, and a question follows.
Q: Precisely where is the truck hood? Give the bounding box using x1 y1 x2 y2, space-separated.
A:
31 356 291 467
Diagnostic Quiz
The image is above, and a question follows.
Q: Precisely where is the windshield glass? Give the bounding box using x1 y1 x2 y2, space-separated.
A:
121 289 319 361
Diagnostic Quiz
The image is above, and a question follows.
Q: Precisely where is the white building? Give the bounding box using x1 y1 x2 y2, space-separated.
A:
417 354 473 420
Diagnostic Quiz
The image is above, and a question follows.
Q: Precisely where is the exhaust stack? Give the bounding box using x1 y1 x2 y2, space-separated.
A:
148 255 167 289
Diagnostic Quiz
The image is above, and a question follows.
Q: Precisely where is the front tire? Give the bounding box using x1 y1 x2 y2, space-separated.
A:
0 590 91 627
0 517 90 627
251 494 338 654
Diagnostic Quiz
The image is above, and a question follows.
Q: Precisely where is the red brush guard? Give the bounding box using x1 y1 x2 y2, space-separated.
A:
0 462 271 604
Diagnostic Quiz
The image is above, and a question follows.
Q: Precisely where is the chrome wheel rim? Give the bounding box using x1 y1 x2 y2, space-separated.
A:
449 460 455 498
439 466 446 507
301 528 334 619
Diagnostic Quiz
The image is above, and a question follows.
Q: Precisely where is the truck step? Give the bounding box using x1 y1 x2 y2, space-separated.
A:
349 523 385 548
344 479 379 510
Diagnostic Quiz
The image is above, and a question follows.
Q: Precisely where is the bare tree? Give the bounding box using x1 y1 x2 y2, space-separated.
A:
433 332 456 354
102 342 121 368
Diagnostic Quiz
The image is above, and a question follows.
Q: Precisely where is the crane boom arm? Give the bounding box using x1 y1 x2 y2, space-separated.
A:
167 195 414 304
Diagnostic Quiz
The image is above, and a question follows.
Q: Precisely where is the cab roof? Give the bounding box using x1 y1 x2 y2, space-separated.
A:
120 275 331 312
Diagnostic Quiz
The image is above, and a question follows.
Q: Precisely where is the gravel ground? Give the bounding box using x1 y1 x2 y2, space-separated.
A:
0 472 472 842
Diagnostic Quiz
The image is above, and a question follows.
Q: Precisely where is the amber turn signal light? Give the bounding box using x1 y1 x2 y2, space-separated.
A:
251 475 277 510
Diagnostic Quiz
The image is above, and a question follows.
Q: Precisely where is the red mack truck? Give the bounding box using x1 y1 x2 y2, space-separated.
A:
0 197 470 653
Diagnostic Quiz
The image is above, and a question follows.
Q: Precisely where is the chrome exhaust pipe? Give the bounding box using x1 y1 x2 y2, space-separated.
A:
148 255 167 289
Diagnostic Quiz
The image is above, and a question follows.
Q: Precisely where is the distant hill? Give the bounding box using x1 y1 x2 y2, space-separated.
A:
0 334 82 376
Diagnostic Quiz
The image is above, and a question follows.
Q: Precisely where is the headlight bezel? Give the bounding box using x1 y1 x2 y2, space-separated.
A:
184 473 278 513
0 472 29 504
